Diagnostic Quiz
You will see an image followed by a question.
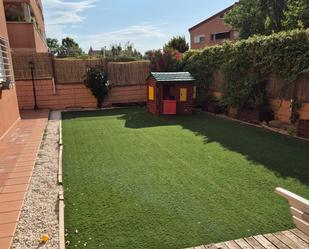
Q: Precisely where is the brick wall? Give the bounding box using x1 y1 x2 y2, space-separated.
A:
15 80 146 110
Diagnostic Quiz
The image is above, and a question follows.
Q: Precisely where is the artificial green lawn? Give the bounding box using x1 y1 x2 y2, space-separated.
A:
62 108 309 249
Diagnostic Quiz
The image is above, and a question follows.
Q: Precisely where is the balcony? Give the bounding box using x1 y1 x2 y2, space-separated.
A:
4 1 47 52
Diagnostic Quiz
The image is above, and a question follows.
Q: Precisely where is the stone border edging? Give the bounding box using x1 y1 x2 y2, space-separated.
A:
58 190 65 249
58 145 63 185
58 111 65 249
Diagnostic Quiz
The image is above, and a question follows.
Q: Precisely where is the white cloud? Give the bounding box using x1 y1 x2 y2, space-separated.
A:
44 0 96 38
70 24 167 53
43 1 167 53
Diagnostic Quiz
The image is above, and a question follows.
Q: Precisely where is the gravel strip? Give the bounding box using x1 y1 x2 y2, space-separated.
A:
13 111 61 249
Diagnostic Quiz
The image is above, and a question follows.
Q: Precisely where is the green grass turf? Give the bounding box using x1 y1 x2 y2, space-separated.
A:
62 107 309 249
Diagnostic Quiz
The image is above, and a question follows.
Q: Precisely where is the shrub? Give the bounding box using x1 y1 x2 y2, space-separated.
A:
181 29 309 111
84 67 109 108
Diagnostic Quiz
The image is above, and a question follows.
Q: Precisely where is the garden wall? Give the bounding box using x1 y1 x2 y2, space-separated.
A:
209 72 309 123
12 53 149 110
15 80 146 110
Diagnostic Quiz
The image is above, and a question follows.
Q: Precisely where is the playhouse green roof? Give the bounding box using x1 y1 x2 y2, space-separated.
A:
150 72 195 82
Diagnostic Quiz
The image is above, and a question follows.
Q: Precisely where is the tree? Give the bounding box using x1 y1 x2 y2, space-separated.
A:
164 36 189 53
84 67 109 108
46 38 60 55
58 37 84 58
283 0 309 29
224 1 269 39
145 48 182 72
101 42 143 61
224 0 309 39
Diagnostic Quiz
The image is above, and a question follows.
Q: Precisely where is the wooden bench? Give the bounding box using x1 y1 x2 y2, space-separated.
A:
275 187 309 235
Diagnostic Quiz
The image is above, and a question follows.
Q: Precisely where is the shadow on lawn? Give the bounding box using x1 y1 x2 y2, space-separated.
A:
62 107 309 185
117 108 309 186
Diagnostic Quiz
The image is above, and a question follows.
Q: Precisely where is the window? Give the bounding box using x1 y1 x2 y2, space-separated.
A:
233 31 240 39
180 88 187 102
0 37 14 90
210 32 231 41
194 35 205 44
215 32 231 40
148 86 154 101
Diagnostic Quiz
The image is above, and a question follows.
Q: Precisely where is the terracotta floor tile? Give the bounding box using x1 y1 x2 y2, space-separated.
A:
0 223 17 238
0 211 20 224
14 162 34 168
3 177 30 186
0 200 23 213
6 166 33 173
1 184 28 194
8 171 33 179
0 192 26 203
0 110 48 248
0 237 13 249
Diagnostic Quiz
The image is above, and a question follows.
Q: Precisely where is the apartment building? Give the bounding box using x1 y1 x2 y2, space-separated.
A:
189 4 239 49
0 0 20 138
3 0 48 52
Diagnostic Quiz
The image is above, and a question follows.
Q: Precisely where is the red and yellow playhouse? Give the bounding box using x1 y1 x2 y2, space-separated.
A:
146 72 196 115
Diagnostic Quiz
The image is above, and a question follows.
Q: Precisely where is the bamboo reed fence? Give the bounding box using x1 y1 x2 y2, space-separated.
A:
54 58 107 84
12 52 53 80
107 61 150 86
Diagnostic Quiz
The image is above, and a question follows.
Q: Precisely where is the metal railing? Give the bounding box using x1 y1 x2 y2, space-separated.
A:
0 37 15 89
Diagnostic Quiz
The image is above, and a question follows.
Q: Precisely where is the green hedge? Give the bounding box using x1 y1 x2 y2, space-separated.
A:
181 29 309 110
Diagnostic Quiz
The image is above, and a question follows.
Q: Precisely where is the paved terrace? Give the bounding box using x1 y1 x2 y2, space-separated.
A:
186 228 308 249
0 110 49 249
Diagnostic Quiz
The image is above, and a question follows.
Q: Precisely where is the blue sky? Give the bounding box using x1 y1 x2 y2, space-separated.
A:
43 0 235 53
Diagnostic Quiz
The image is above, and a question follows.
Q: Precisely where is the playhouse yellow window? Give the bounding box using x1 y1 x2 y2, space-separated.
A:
180 88 187 102
148 86 154 100
193 86 197 99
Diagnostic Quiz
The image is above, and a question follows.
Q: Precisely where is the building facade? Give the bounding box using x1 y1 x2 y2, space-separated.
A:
189 4 239 50
3 0 48 52
0 0 20 138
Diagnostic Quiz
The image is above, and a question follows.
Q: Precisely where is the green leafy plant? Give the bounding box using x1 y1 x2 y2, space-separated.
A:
84 67 109 108
224 0 309 39
182 29 309 111
287 125 297 136
164 36 189 53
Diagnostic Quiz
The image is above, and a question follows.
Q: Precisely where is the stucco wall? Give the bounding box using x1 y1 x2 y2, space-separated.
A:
15 79 147 110
7 22 47 52
0 87 20 138
0 0 8 37
0 1 20 139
